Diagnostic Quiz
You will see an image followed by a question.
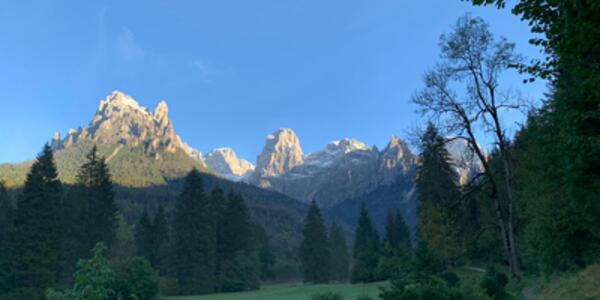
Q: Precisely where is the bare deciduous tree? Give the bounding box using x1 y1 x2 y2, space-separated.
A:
412 15 525 279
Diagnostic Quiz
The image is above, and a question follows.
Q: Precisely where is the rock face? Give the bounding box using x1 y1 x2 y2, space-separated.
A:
204 148 255 181
247 129 417 207
445 139 485 186
250 128 304 185
56 91 200 161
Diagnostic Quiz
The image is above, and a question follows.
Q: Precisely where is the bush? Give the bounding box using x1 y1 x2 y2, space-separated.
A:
479 269 509 300
311 291 345 300
113 257 159 300
355 295 374 300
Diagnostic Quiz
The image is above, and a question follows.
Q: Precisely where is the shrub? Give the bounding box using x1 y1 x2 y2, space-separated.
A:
355 295 374 300
311 291 345 300
479 269 509 300
113 257 159 300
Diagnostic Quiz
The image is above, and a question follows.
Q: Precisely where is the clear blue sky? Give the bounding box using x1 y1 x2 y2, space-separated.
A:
0 0 547 164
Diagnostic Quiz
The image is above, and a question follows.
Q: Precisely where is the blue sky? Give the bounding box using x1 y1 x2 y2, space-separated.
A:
0 0 547 164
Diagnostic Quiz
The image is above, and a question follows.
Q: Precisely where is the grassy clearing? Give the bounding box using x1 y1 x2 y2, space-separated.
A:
165 282 386 300
538 264 600 300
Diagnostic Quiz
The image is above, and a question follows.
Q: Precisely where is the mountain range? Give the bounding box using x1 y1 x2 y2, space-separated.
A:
0 90 483 237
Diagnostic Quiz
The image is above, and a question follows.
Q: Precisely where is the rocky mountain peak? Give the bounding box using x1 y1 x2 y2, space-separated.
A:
154 101 169 127
55 91 199 162
253 128 304 178
378 135 415 184
205 148 255 181
328 138 371 153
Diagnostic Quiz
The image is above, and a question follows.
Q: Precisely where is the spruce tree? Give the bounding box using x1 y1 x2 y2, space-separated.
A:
0 182 14 294
61 146 118 282
351 204 380 283
217 193 259 292
152 205 170 275
134 210 154 264
328 222 350 282
172 169 216 294
395 210 411 253
384 210 400 250
300 201 330 284
416 123 463 260
78 146 118 250
253 223 276 281
8 144 63 299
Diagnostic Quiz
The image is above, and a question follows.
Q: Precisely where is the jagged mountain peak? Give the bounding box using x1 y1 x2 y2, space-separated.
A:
327 138 371 153
55 91 200 162
205 148 255 181
253 128 304 178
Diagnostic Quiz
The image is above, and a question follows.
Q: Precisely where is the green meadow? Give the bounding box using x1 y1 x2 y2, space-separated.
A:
166 282 386 300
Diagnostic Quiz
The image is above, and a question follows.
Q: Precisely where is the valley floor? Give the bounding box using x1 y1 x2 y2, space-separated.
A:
165 282 386 300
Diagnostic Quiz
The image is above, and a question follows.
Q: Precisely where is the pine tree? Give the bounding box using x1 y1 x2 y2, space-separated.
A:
8 144 63 299
416 124 463 261
152 205 170 275
395 211 411 253
328 222 349 282
213 187 227 291
217 193 259 292
0 182 15 294
78 146 118 250
171 169 216 294
351 204 380 283
300 201 330 284
384 210 400 250
134 210 154 264
253 223 276 281
61 146 118 282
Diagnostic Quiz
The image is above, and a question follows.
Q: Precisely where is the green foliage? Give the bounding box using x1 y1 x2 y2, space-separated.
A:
351 204 380 283
311 291 345 300
479 268 508 300
113 257 159 300
216 192 260 292
416 124 463 261
134 210 154 264
172 169 216 294
8 144 63 299
61 146 118 282
47 243 116 300
300 201 331 284
328 223 350 282
470 0 600 274
0 182 14 293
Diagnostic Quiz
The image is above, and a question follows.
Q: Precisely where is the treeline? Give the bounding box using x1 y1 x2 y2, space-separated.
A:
299 201 410 285
0 145 270 299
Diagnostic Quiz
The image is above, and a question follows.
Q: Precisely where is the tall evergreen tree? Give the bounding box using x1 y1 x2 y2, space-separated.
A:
416 124 463 261
7 144 63 299
395 211 411 253
61 146 118 282
134 210 154 264
217 193 259 292
328 222 350 282
0 182 15 294
351 204 380 283
253 223 276 281
171 169 216 294
384 210 400 250
300 201 330 284
152 205 170 275
78 146 118 250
